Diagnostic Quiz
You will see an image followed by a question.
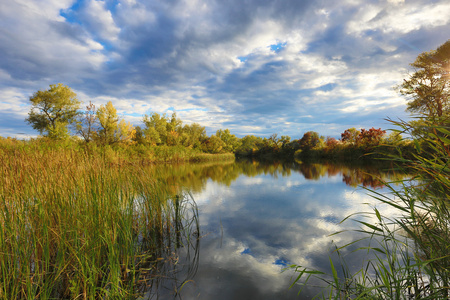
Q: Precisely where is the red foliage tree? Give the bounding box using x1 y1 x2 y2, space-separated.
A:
325 137 339 148
357 127 386 145
341 128 360 143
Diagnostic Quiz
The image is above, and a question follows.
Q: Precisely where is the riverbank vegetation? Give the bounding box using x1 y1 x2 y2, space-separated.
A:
0 146 201 299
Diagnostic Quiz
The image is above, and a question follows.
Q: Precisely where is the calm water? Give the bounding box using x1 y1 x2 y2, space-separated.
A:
146 160 406 299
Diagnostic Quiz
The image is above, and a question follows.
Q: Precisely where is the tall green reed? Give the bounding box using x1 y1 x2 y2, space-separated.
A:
0 146 199 299
289 119 450 299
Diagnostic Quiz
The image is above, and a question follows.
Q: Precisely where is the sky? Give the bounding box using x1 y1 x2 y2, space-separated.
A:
1 0 449 139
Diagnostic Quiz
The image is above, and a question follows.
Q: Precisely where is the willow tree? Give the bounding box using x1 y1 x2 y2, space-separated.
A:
25 83 81 139
399 40 450 122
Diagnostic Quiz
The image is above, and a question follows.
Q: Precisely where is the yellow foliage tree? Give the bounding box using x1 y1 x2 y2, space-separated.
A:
96 101 135 145
117 119 136 145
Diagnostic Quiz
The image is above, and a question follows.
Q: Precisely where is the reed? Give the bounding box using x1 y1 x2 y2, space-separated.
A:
289 119 450 299
0 145 199 299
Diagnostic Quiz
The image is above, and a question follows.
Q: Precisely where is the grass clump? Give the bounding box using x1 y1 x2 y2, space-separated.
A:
0 146 200 299
289 119 450 299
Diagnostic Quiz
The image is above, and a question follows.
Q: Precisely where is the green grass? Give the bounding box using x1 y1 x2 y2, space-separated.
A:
289 119 450 299
0 146 200 299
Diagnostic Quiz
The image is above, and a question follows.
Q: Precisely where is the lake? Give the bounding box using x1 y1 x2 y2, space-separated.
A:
144 159 406 299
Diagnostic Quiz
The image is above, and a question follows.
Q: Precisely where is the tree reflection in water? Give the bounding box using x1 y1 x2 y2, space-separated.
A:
142 159 405 195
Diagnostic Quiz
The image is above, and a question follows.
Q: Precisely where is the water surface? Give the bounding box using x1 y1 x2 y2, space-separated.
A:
147 160 405 299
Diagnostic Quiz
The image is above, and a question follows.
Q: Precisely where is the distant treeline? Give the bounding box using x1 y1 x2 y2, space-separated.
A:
10 82 413 163
234 127 416 161
7 88 413 163
1 119 413 164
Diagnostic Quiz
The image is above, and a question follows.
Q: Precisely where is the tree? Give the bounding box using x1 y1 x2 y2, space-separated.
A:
299 131 320 150
325 137 339 149
341 128 360 144
166 113 182 146
142 113 169 145
116 119 136 145
167 112 182 133
95 101 135 145
96 101 119 144
180 123 207 149
280 135 291 147
384 131 403 145
25 83 81 139
133 126 145 144
236 135 263 155
357 128 386 146
76 101 98 143
267 133 281 150
399 40 450 121
202 135 226 153
216 129 241 152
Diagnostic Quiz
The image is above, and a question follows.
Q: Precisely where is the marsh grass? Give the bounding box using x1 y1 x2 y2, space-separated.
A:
0 146 200 299
289 120 450 299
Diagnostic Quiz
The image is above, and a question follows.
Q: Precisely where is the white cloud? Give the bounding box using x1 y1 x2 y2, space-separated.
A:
0 88 30 117
81 0 121 42
0 0 109 90
13 0 76 21
116 0 156 27
347 2 450 35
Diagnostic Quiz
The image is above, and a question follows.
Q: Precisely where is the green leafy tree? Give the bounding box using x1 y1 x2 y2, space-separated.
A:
280 135 291 147
25 83 81 139
166 113 183 146
181 123 207 149
144 127 161 145
133 126 145 144
202 135 226 153
216 129 241 152
236 135 263 155
167 112 182 133
268 133 281 150
398 40 450 121
142 113 169 145
383 131 403 145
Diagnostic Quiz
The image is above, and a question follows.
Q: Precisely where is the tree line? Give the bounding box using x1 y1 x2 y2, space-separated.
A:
13 39 450 161
23 84 237 154
22 83 395 159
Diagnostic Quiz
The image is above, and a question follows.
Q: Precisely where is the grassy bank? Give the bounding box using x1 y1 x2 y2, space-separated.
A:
0 137 235 165
0 146 200 299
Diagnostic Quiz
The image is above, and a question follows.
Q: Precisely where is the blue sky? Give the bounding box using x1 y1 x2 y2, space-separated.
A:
1 0 449 139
